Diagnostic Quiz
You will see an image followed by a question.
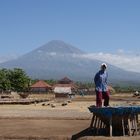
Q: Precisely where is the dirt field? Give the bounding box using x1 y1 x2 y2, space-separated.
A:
0 93 140 140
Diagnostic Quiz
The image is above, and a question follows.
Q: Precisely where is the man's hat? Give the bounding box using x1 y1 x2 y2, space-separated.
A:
101 63 107 68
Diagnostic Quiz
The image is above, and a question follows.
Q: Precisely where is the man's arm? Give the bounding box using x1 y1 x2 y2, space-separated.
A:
94 72 98 85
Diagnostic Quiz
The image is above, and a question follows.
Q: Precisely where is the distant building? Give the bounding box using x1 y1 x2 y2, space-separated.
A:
30 80 52 92
53 77 77 98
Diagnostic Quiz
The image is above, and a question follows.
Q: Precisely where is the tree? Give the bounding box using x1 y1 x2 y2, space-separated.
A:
8 68 30 92
0 68 11 92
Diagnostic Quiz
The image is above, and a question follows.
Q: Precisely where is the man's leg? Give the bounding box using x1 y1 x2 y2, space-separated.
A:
96 90 102 107
103 91 110 107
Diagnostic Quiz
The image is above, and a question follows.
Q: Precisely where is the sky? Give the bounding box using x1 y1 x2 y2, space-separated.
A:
0 0 140 72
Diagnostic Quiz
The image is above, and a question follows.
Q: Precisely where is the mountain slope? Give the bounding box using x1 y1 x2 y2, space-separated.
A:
0 40 140 85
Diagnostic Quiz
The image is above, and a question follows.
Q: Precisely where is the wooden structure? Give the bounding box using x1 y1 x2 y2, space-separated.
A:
30 80 51 92
53 77 76 98
88 106 140 136
54 85 71 98
53 84 76 98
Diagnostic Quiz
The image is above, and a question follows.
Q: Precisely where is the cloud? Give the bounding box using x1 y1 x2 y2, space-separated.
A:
75 52 140 73
0 52 140 73
117 49 124 54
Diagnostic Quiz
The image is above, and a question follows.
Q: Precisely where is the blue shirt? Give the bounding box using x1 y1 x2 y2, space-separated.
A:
94 70 108 92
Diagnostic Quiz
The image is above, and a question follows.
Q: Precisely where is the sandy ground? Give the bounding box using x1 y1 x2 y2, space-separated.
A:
0 118 140 140
0 94 140 140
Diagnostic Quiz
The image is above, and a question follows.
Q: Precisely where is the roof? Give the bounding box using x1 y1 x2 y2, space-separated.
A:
30 80 51 88
58 77 73 84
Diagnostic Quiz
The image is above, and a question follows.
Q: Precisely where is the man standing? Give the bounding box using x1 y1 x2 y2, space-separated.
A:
94 63 109 107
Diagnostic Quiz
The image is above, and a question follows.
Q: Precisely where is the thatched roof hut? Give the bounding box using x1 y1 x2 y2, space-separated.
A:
30 80 51 92
53 77 77 98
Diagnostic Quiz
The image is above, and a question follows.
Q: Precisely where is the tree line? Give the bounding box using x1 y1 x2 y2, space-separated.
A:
0 68 138 93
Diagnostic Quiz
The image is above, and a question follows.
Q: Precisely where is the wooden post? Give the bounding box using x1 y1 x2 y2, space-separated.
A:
103 123 106 128
100 121 103 128
121 117 125 136
109 117 112 137
128 116 132 136
136 114 138 123
134 114 138 136
99 119 102 128
94 115 98 128
97 118 101 135
90 114 95 128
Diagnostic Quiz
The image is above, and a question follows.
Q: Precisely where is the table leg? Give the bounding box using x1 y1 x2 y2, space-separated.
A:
90 114 95 128
128 116 132 136
134 114 138 135
122 117 125 136
109 117 112 137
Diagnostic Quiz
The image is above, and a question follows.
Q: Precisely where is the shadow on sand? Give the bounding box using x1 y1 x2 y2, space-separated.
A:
71 127 107 140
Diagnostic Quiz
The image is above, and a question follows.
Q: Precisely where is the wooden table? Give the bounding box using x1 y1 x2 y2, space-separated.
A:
88 106 140 136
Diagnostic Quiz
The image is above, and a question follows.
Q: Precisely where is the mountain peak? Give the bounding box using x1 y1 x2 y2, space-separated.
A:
35 40 84 54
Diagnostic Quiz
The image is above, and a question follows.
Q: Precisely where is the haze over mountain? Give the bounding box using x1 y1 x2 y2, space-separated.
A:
0 40 140 85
